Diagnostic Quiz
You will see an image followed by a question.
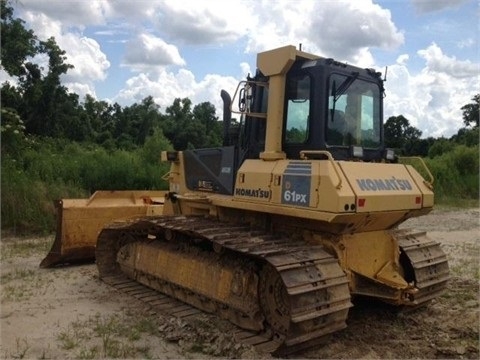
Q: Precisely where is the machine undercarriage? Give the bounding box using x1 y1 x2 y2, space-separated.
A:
94 214 448 354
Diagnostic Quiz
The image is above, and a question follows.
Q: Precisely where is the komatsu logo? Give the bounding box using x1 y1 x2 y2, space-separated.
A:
235 188 271 199
356 177 413 191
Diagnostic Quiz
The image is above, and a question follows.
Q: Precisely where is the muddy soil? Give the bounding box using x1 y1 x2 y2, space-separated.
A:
1 208 478 359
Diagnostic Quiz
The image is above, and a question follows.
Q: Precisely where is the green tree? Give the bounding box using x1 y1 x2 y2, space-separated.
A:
461 94 479 128
0 0 38 77
451 127 479 147
140 127 173 164
131 96 162 145
82 94 119 143
25 37 75 137
163 98 202 150
161 98 223 150
1 82 22 109
428 138 454 158
405 137 434 157
112 97 162 150
193 101 222 147
384 115 422 155
1 1 77 139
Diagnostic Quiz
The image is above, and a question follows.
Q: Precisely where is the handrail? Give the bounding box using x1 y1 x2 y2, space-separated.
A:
399 156 434 189
230 80 268 118
299 150 342 189
161 171 170 181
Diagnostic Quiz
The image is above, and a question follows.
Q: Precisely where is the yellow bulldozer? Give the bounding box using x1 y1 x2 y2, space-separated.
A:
41 45 449 354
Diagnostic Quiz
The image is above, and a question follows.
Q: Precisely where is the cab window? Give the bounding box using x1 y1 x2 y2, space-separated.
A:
285 75 310 144
327 74 380 148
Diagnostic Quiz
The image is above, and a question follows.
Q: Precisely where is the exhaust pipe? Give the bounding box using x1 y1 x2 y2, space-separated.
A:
221 89 232 146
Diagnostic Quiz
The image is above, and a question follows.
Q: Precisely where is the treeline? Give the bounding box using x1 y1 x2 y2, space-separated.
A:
1 96 226 233
1 0 478 235
383 99 479 204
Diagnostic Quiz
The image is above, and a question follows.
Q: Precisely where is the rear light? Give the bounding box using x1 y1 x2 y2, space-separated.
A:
351 146 364 158
385 148 395 161
161 151 179 162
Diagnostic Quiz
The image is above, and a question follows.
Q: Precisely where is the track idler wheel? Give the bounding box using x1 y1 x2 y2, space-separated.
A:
259 264 290 344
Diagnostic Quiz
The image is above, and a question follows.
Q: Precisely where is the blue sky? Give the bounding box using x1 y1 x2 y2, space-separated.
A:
4 0 479 138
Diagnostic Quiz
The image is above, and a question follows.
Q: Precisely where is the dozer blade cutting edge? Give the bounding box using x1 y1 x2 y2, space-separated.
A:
40 190 166 268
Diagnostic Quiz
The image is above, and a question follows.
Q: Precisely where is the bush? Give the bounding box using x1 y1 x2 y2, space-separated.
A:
1 136 171 234
428 138 454 158
426 145 479 202
1 157 87 234
1 108 28 155
2 132 478 234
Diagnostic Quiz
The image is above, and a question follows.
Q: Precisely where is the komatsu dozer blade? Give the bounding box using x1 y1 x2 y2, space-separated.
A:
40 190 166 268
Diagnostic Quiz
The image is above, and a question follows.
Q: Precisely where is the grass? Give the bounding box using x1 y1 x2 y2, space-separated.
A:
442 240 480 280
450 259 480 280
0 237 55 304
441 287 478 303
1 275 53 302
0 236 52 261
11 338 30 359
0 269 36 284
56 313 156 359
435 197 480 209
77 346 99 360
1 284 34 302
0 266 42 302
54 311 240 358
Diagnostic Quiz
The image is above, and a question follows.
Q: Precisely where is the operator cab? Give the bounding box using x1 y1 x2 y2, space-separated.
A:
235 57 386 162
179 48 387 196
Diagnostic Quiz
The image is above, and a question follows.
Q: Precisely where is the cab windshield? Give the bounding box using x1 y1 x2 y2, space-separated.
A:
327 74 381 148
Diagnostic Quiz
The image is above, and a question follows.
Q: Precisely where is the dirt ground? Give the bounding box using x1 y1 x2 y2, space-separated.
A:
1 208 478 359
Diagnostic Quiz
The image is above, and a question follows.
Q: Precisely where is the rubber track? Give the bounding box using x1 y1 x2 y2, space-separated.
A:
395 229 450 307
96 215 352 355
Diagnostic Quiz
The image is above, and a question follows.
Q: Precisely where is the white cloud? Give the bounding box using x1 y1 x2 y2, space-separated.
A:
244 0 315 53
411 0 470 13
62 35 110 82
21 11 62 39
240 62 252 77
457 38 474 49
309 0 404 62
385 43 479 138
153 0 250 45
18 0 108 28
418 43 479 78
66 82 96 101
123 34 185 71
244 0 403 66
102 1 155 20
396 54 410 66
